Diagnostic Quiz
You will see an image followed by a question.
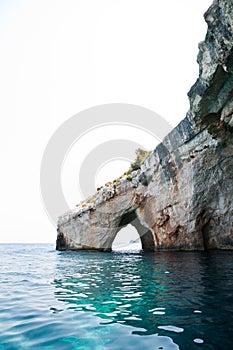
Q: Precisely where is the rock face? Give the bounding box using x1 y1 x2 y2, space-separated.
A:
57 0 233 251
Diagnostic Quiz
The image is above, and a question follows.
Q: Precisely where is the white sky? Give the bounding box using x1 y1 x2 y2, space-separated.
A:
0 0 212 243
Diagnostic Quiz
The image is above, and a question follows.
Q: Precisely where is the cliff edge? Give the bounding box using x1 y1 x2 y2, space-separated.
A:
57 0 233 251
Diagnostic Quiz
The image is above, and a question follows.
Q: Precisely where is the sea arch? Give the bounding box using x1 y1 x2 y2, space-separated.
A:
56 209 156 252
109 210 156 252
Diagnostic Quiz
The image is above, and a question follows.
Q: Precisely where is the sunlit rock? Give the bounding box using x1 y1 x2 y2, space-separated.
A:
57 0 233 252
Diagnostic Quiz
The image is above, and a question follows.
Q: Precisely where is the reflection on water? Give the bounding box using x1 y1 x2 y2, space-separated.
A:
54 250 233 349
1 244 233 350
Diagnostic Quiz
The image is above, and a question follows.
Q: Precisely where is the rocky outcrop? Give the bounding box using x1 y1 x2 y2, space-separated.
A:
57 0 233 251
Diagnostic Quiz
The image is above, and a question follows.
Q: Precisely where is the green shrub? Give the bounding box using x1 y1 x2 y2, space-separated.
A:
218 139 227 148
127 174 132 181
128 148 151 172
207 125 217 138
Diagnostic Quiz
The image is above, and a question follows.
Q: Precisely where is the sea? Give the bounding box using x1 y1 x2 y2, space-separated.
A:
0 243 233 350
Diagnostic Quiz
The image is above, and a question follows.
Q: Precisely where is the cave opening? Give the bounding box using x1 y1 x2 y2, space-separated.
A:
111 210 156 252
112 224 142 251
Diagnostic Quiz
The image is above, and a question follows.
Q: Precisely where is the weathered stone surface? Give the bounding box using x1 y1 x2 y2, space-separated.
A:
57 0 233 251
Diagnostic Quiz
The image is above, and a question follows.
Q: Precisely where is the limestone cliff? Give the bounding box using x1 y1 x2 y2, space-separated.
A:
57 0 233 251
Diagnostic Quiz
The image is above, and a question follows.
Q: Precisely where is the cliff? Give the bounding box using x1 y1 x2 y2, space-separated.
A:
57 0 233 251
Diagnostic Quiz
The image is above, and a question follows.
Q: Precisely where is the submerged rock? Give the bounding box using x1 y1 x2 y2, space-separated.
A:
57 0 233 252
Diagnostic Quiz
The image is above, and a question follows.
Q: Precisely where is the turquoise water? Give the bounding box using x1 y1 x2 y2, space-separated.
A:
0 244 233 349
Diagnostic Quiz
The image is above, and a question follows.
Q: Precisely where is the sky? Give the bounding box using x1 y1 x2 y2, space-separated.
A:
0 0 212 243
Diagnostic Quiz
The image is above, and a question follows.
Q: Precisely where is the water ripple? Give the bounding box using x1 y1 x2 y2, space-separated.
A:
1 245 233 349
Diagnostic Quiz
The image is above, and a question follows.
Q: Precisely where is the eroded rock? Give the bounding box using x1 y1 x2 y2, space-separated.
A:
56 0 233 251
